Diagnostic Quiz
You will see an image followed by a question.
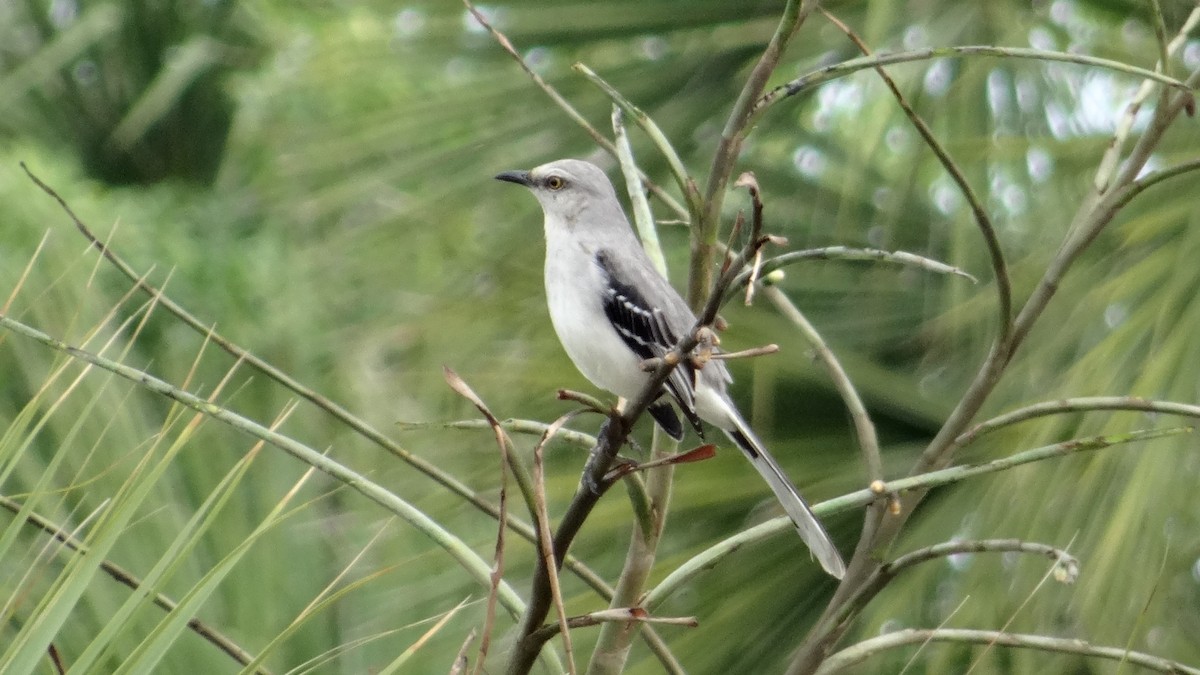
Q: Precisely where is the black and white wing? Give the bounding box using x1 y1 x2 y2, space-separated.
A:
594 250 704 439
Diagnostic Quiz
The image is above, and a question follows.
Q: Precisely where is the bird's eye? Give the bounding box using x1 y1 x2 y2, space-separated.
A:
546 176 566 190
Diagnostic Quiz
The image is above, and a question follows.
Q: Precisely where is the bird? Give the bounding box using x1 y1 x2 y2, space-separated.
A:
495 158 845 579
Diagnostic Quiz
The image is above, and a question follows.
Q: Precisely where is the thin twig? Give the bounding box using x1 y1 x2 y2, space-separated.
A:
441 369 511 675
645 426 1188 610
580 64 700 219
397 417 596 449
710 344 780 361
530 607 699 644
755 45 1191 118
587 425 684 675
1094 5 1200 192
695 0 817 307
612 106 669 276
532 413 585 675
814 628 1200 675
824 538 1079 649
448 629 476 675
956 396 1200 446
964 534 1077 675
461 0 687 220
820 8 1011 344
740 243 978 289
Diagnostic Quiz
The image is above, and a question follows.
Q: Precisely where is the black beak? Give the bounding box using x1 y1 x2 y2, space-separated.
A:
495 170 533 187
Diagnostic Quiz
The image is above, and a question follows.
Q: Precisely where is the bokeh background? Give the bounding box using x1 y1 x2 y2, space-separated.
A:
2 0 1199 673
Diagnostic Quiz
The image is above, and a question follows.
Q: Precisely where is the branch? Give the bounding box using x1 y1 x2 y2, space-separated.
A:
819 539 1079 640
645 426 1188 610
532 414 584 675
694 0 817 307
1093 5 1200 192
814 628 1200 675
460 0 687 220
820 8 1011 345
886 539 1078 582
734 246 978 290
755 46 1192 117
579 64 700 219
440 369 512 675
587 427 681 675
529 608 698 645
957 396 1200 446
397 417 596 449
612 106 668 276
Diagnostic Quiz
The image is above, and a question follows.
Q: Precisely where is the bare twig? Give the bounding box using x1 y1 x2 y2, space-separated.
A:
820 8 1011 345
888 539 1078 583
756 46 1191 117
957 396 1200 446
823 538 1079 645
397 417 596 449
734 247 978 295
440 368 511 675
532 413 585 675
530 607 699 644
461 0 687 220
710 344 780 361
695 0 818 307
587 425 685 675
815 628 1200 675
646 426 1188 611
581 65 700 219
1093 5 1200 192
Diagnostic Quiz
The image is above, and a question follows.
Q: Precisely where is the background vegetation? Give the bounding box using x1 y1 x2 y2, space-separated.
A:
1 0 1199 673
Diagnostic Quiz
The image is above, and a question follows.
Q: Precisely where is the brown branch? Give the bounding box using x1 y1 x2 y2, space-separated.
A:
694 0 818 307
441 368 511 675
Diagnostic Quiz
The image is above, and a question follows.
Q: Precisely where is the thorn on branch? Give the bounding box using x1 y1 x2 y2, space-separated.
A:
556 389 611 414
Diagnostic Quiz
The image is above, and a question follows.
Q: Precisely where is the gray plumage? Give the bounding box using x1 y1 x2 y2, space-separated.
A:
496 158 845 579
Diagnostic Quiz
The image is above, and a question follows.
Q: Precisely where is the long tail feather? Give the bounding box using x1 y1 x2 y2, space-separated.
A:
724 417 846 579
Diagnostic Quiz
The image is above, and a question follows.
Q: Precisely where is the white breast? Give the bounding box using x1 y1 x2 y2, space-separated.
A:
543 235 650 400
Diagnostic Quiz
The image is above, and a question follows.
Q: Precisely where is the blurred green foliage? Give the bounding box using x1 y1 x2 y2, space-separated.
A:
1 0 1199 673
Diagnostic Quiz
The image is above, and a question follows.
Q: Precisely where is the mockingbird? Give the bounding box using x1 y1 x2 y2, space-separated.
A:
496 158 846 579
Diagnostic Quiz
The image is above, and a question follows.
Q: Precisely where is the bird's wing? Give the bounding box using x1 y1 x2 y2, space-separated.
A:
594 250 704 436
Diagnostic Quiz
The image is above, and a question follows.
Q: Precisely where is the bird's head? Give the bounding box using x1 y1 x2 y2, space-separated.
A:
495 159 622 227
